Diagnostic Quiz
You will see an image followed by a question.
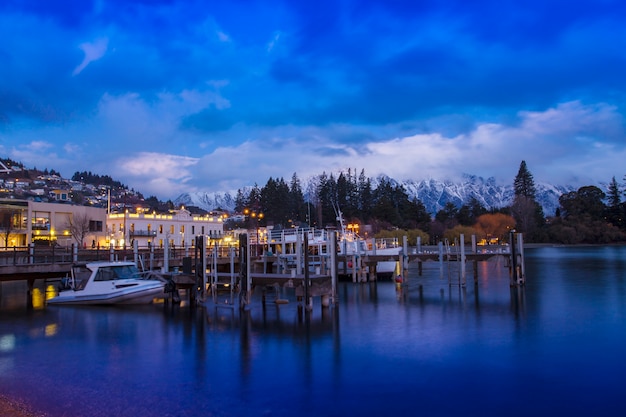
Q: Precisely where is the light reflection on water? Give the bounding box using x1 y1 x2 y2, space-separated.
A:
0 246 625 416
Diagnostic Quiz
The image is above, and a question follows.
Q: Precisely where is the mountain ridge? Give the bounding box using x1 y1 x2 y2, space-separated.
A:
174 174 576 217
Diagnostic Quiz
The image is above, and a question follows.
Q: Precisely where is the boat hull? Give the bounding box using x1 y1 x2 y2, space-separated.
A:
47 283 165 305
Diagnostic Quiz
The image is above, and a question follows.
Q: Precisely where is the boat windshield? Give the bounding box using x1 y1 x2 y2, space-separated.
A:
94 265 141 281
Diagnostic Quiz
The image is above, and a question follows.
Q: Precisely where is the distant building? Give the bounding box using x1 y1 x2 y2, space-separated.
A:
50 189 71 202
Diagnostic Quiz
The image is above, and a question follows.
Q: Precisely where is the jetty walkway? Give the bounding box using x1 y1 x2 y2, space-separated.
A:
0 232 526 310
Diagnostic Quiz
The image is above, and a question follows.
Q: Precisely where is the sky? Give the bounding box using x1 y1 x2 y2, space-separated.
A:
1 0 626 200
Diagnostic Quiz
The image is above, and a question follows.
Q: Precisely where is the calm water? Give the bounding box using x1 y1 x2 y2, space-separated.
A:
1 246 625 416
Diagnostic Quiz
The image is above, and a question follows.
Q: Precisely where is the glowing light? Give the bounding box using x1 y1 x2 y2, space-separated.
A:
45 324 58 337
32 288 45 310
45 284 57 300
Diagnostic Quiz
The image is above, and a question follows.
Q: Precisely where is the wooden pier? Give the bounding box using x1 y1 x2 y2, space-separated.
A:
0 231 526 310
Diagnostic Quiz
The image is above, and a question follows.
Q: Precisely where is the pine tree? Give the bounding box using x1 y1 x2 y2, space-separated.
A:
511 160 545 240
606 176 622 227
513 160 536 198
607 176 621 208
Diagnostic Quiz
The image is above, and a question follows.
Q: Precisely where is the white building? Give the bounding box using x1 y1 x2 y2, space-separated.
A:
0 200 226 250
0 199 107 248
106 207 225 249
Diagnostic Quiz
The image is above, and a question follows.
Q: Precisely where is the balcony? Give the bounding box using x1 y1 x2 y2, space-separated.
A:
129 230 157 237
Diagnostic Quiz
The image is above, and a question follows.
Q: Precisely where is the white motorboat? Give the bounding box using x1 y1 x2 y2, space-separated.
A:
47 261 167 305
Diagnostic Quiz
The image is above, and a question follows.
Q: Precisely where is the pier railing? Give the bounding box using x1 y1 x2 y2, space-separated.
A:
0 244 197 267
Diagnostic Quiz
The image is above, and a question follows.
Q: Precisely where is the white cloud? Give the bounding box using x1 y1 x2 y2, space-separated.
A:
179 100 626 195
73 37 109 76
116 152 199 197
4 99 622 201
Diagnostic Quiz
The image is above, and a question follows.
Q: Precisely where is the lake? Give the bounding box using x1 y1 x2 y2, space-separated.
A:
1 246 625 416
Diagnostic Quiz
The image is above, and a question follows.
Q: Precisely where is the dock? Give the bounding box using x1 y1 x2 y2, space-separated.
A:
0 231 526 310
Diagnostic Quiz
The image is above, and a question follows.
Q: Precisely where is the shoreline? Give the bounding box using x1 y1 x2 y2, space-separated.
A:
0 395 46 417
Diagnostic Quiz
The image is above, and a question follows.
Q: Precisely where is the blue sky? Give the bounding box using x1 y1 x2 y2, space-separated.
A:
1 0 625 200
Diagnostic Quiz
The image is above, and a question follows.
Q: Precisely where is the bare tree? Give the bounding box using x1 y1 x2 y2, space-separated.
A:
0 207 19 247
66 213 92 247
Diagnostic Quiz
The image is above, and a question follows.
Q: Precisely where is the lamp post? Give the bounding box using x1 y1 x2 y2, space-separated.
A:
243 208 264 256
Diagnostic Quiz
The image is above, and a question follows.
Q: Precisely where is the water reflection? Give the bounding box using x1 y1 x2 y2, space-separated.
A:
1 247 626 417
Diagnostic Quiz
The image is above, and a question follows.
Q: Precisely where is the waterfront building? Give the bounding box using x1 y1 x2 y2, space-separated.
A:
0 200 226 250
0 199 107 248
106 207 225 249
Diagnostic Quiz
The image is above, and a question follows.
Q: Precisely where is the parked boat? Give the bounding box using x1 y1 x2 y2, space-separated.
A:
47 261 167 305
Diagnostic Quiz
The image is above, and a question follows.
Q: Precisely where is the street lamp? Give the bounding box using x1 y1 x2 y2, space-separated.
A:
244 208 264 255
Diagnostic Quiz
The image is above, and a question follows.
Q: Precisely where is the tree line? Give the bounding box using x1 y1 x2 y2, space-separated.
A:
230 163 626 244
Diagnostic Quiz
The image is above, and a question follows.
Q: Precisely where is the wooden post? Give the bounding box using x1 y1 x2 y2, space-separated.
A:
330 231 337 305
509 231 517 286
438 241 444 279
460 234 466 287
304 232 311 310
517 233 525 285
239 234 250 309
133 239 139 266
296 232 302 275
402 235 409 281
150 241 154 270
163 238 169 273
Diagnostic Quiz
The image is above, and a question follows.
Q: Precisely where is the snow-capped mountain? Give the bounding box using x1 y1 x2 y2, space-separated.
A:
174 191 237 212
174 174 574 217
402 174 573 216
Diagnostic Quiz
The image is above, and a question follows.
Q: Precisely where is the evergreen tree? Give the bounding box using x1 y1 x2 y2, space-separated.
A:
234 188 248 213
511 160 544 240
357 169 373 223
288 173 306 226
608 176 621 207
513 160 536 199
316 172 337 227
435 202 459 229
606 176 623 227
